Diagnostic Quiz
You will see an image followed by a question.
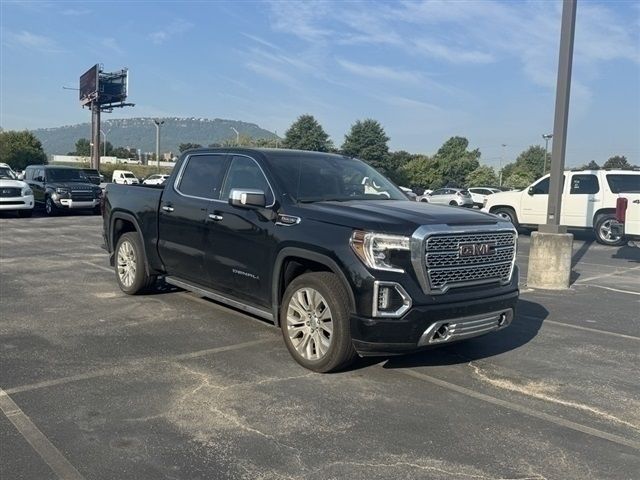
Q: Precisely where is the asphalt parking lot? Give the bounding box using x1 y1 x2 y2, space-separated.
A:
1 210 639 479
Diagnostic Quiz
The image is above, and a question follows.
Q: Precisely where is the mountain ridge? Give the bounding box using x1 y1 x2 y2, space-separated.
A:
31 117 279 155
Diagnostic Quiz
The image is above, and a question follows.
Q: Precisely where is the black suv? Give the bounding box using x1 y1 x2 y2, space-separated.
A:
103 149 519 372
25 165 103 215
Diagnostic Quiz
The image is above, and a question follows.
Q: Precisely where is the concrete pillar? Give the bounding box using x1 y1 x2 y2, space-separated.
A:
526 231 573 289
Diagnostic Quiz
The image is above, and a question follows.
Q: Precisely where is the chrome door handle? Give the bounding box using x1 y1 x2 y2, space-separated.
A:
208 213 223 221
588 199 599 202
162 205 174 212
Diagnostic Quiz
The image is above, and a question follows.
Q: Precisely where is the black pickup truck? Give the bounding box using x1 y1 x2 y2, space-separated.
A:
103 148 519 372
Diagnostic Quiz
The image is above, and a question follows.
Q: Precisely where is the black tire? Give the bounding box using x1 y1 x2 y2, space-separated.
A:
114 232 156 294
594 213 625 246
280 272 357 373
44 196 57 216
492 207 519 229
17 209 33 218
449 200 458 206
420 198 429 203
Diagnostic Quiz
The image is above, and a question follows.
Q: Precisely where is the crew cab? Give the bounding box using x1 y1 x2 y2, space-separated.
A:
0 163 34 217
103 149 519 372
24 165 103 216
483 169 640 245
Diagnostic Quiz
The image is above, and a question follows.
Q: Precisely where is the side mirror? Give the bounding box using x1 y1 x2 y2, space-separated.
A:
527 187 534 196
229 188 266 209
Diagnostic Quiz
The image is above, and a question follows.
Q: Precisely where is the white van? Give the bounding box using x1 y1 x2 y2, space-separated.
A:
112 170 139 185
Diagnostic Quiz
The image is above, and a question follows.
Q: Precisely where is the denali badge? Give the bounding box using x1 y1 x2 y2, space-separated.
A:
459 243 494 257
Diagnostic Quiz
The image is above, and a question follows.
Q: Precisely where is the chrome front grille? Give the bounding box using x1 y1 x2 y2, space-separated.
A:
71 190 94 201
0 187 21 197
411 226 517 294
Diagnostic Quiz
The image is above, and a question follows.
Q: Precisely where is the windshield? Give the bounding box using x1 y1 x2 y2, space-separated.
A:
0 167 17 180
265 153 406 202
123 173 136 178
606 174 640 193
47 168 89 182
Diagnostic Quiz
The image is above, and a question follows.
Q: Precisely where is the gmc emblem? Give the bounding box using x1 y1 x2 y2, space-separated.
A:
459 243 495 257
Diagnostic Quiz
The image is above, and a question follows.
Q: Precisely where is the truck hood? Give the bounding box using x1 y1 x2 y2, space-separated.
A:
485 190 523 208
0 179 29 189
298 200 504 235
50 182 98 190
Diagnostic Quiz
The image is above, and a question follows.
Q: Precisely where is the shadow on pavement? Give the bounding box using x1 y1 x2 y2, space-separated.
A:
369 299 547 370
611 244 640 263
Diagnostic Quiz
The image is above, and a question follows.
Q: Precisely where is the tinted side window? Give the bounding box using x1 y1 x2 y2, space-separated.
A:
221 156 274 204
178 155 227 199
532 176 565 195
432 189 444 196
570 174 599 194
606 174 640 193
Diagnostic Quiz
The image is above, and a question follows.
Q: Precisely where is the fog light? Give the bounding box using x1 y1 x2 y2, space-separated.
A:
378 286 391 310
51 193 58 200
372 281 412 318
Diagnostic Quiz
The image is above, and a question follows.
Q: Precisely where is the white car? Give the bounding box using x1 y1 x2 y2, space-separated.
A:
468 187 501 208
399 186 417 201
482 169 640 246
419 188 474 207
112 170 139 185
0 163 34 217
142 174 170 185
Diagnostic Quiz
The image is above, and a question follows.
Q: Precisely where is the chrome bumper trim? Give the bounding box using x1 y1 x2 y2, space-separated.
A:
417 308 513 346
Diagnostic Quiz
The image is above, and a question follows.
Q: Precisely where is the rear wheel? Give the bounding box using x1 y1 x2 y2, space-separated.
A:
492 207 519 229
280 272 357 373
44 196 57 216
594 214 625 246
449 200 457 206
115 232 156 294
17 209 33 218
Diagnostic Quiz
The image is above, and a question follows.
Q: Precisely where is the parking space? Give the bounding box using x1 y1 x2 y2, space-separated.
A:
1 214 639 479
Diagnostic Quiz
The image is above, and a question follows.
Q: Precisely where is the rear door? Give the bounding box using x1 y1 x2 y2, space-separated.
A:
157 153 229 285
563 173 600 227
205 154 277 307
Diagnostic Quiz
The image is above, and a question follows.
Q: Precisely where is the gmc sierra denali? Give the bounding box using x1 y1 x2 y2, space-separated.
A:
103 148 519 372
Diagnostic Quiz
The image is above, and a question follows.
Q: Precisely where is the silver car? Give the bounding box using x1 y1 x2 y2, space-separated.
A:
420 188 474 207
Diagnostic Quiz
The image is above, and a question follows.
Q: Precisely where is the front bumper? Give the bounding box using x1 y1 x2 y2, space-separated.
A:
0 195 34 210
56 198 100 209
350 290 518 356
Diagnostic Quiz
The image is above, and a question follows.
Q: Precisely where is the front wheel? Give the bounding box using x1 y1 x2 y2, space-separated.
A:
594 214 625 246
44 197 57 216
449 200 458 206
280 272 357 373
115 232 156 294
492 207 520 229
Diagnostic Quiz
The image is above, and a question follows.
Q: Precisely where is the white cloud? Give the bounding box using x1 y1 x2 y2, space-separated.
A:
412 39 494 64
149 19 193 45
101 38 123 55
245 62 298 88
4 30 63 53
336 58 423 83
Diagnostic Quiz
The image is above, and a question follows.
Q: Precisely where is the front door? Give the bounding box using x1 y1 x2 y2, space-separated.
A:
205 155 277 308
157 153 229 285
519 175 565 225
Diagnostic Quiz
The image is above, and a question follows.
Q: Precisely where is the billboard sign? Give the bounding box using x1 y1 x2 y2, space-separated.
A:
79 64 99 105
99 69 128 106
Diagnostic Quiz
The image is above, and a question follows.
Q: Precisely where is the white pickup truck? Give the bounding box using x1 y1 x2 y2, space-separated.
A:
482 169 640 246
611 195 640 246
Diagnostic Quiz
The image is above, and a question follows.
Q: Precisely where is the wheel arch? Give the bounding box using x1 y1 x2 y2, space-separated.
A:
272 248 356 327
593 207 615 225
109 212 150 272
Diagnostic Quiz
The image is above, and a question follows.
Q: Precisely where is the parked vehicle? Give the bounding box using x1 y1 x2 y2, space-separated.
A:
611 195 640 246
420 188 474 207
482 169 640 245
142 174 170 185
80 168 103 186
112 170 139 184
399 186 417 201
468 187 501 208
0 163 34 217
103 148 519 372
24 165 102 216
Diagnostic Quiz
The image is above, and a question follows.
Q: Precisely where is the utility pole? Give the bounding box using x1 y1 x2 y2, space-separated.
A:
230 127 240 146
154 119 164 170
542 133 553 175
91 102 101 169
499 144 507 186
101 128 111 157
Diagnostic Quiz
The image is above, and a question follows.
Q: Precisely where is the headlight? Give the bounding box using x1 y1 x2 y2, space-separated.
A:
55 187 70 195
21 187 33 196
350 230 411 272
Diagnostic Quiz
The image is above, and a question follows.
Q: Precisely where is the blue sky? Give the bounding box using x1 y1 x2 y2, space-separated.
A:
1 0 638 167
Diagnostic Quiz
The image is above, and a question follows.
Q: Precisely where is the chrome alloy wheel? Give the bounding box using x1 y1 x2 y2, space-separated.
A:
117 240 137 288
286 287 333 361
599 219 621 243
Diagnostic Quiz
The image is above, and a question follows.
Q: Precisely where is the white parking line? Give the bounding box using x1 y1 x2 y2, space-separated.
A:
521 314 639 341
0 388 85 480
577 284 640 296
576 265 640 283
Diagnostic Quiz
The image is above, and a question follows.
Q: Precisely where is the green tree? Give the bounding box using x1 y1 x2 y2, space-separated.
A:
580 160 600 170
502 145 546 181
433 136 480 187
178 142 202 152
341 119 390 172
504 171 535 190
603 155 631 169
283 114 333 152
0 130 47 170
401 155 441 189
466 165 498 187
74 138 91 156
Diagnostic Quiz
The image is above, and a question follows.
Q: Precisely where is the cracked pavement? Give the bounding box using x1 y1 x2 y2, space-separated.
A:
1 213 639 479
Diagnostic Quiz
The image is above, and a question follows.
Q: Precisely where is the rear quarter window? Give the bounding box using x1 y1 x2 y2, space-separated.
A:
606 174 640 193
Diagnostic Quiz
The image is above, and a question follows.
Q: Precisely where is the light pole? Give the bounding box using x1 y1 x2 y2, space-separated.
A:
542 133 553 175
230 127 239 146
499 143 507 186
154 119 164 170
100 128 111 157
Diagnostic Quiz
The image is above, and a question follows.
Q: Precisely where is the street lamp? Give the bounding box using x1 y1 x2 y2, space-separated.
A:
542 133 553 175
499 143 507 186
100 128 111 157
230 126 240 146
153 119 165 169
